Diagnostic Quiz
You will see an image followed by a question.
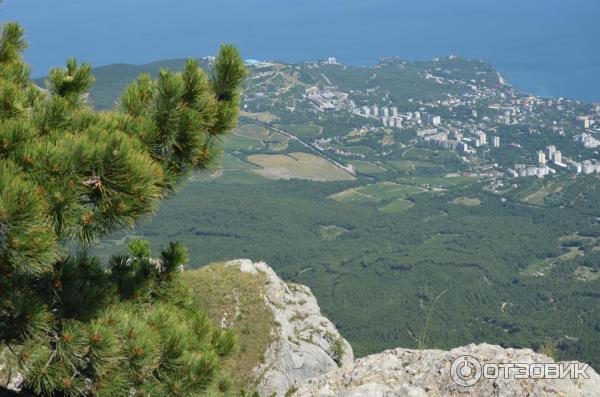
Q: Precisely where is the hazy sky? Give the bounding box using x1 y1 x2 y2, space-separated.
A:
3 0 599 100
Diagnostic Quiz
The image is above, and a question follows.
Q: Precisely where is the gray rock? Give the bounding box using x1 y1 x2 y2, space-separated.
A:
218 260 600 397
294 344 599 397
225 259 354 397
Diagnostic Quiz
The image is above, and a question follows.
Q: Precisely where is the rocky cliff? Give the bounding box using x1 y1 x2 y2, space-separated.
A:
223 260 353 396
219 260 599 397
294 344 599 397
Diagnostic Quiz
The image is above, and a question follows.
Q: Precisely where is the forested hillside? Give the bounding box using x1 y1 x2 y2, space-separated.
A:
85 58 600 369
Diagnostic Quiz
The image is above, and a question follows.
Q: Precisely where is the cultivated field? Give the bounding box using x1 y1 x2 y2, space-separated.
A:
240 110 279 123
347 160 387 174
247 152 355 181
380 199 415 213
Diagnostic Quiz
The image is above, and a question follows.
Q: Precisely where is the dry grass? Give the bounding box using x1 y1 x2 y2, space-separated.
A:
522 180 569 205
184 264 274 393
234 124 272 140
247 152 355 181
0 348 18 388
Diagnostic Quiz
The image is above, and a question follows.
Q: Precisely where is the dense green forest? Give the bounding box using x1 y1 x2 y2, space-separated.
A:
85 58 600 369
96 170 600 367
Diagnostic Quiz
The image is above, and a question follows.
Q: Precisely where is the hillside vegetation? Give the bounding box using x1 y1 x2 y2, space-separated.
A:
185 264 274 394
87 58 600 370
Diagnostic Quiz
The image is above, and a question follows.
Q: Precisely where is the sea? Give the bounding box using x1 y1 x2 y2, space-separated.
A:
3 0 599 102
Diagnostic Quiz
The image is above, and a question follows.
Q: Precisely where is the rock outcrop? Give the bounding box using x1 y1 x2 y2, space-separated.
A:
225 260 599 397
224 260 354 397
294 344 599 397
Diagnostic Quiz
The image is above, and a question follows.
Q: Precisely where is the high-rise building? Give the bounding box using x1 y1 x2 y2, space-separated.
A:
362 106 370 117
475 131 487 146
537 150 546 165
546 145 556 160
421 112 441 126
373 105 379 117
577 116 590 129
554 150 562 164
383 107 389 117
583 163 594 174
493 136 500 148
391 107 398 117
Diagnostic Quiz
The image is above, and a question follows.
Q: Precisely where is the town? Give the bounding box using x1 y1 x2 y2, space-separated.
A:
240 56 600 181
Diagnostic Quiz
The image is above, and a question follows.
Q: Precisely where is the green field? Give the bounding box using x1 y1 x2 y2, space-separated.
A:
329 182 425 203
234 124 271 140
220 153 260 171
386 160 439 172
347 160 387 174
276 122 322 138
379 199 414 213
225 134 265 151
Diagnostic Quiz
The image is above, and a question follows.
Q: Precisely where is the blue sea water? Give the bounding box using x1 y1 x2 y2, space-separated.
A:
2 0 599 102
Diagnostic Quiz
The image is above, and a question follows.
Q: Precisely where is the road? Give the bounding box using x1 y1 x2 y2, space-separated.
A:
254 121 356 176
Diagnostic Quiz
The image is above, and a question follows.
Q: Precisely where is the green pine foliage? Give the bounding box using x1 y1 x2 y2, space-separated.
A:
0 20 246 396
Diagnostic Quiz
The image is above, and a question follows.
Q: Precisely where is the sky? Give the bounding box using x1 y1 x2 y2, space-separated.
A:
2 0 599 101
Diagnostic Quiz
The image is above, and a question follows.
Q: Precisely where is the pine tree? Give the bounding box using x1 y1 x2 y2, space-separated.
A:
0 21 247 396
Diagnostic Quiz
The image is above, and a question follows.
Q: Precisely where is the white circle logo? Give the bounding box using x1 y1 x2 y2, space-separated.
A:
450 355 482 387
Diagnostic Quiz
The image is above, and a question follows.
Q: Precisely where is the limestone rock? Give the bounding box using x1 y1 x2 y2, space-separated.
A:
225 259 354 397
294 343 599 397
